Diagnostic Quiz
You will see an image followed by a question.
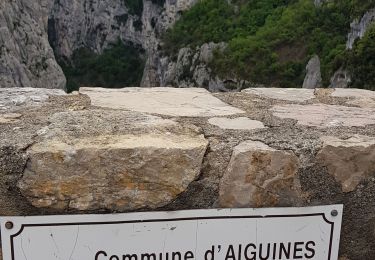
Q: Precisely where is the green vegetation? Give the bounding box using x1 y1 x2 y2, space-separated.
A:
347 25 375 90
163 0 375 88
60 41 145 93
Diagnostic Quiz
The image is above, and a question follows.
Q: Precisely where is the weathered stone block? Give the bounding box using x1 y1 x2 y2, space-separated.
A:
19 133 208 211
219 140 300 208
317 135 375 192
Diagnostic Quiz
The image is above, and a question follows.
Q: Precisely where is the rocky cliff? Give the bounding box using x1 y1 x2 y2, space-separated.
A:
48 0 197 87
347 8 375 49
0 0 66 89
0 0 198 89
1 0 375 90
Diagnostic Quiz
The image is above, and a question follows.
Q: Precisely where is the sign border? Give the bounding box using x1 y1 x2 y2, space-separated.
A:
8 212 336 260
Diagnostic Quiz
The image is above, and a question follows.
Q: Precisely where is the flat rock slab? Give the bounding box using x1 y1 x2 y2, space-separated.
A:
242 88 315 102
0 113 22 124
18 109 208 211
219 140 300 208
331 88 375 108
331 88 375 99
208 117 266 130
317 135 375 192
272 104 375 127
80 87 244 117
0 88 65 110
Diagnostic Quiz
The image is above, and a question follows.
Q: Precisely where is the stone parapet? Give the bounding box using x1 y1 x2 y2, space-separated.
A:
1 87 375 259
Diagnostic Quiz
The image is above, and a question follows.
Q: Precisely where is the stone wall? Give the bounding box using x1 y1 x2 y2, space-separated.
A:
1 87 375 259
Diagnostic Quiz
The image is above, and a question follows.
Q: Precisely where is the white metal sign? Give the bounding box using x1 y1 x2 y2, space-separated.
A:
0 205 343 260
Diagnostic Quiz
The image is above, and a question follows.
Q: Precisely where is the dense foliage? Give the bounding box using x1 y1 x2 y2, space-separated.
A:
347 25 375 90
61 41 145 92
163 0 375 88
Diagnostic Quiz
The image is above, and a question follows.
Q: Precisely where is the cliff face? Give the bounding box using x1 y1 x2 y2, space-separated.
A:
48 0 197 87
347 8 375 49
0 0 66 89
1 0 375 90
0 0 197 89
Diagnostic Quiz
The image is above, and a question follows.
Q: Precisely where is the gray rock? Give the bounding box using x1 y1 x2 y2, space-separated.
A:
330 68 351 88
302 55 322 89
48 0 198 88
0 88 66 110
347 8 375 49
0 0 66 89
159 42 232 90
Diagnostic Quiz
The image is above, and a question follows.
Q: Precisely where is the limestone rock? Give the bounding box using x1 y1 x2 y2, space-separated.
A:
347 8 375 49
208 117 266 130
330 68 351 88
0 113 22 124
0 88 66 110
331 88 375 108
243 88 315 102
331 88 375 99
80 87 244 117
0 0 66 89
317 135 375 192
302 55 322 89
272 104 375 127
219 141 300 208
18 109 208 211
48 0 198 88
158 42 233 90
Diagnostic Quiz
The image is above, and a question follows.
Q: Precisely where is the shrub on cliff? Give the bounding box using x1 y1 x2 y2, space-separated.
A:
163 0 375 88
61 41 145 92
347 25 375 90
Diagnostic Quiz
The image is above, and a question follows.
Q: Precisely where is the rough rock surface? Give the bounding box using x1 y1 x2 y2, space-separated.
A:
59 0 196 58
1 87 375 259
271 103 375 127
48 0 197 87
158 42 241 91
19 116 208 211
302 55 322 89
242 88 315 102
219 140 300 208
330 68 352 88
0 0 66 89
347 8 375 49
317 135 375 192
0 88 66 110
331 88 375 108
